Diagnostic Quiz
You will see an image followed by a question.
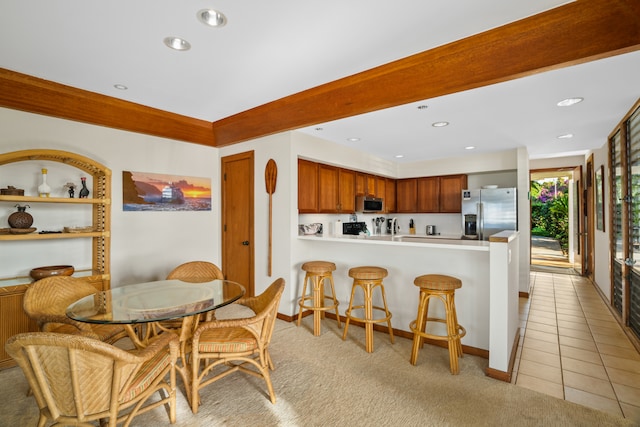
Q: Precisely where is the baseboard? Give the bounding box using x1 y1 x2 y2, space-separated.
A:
289 310 490 359
485 329 521 383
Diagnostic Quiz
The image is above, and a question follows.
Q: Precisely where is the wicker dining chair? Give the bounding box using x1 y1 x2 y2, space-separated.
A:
5 331 178 427
166 261 224 282
23 276 128 344
189 278 285 413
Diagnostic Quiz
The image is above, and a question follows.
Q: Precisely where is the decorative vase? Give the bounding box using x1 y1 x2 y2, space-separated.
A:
8 204 33 229
79 177 90 198
38 168 51 197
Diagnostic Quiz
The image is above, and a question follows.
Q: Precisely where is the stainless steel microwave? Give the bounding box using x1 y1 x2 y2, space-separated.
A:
355 195 384 213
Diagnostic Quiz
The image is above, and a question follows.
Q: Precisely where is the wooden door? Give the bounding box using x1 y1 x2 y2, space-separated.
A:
298 159 318 212
222 151 254 297
440 174 467 213
355 173 365 196
375 176 386 199
396 178 417 213
365 175 376 196
385 178 396 213
318 164 339 212
338 168 355 213
417 177 439 212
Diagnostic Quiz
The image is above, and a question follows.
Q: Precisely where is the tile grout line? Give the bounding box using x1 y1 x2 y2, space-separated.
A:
569 274 626 415
552 273 566 400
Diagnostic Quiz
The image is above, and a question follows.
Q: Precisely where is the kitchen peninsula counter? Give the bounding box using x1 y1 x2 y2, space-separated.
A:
297 233 489 251
294 230 519 380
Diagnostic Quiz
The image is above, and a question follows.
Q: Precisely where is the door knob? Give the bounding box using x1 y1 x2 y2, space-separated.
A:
242 241 250 246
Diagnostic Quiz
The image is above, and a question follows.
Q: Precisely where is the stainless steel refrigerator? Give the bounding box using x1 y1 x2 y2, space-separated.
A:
461 187 517 240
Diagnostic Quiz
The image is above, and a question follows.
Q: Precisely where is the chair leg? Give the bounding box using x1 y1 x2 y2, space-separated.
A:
312 276 322 336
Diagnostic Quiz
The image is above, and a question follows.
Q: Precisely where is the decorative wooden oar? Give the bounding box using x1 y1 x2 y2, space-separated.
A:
265 159 278 276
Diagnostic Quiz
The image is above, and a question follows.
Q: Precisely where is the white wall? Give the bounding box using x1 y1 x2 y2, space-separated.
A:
0 108 221 287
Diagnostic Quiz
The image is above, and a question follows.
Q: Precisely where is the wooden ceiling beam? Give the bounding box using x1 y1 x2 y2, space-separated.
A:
212 0 640 146
0 69 215 146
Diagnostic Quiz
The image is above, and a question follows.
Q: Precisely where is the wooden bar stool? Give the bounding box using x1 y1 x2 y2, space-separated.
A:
342 266 394 353
297 261 341 336
409 274 466 374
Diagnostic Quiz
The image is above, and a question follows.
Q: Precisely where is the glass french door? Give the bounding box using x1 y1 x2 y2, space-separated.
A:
610 103 640 339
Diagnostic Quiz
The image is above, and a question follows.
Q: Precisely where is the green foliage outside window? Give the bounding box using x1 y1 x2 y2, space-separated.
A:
531 178 569 254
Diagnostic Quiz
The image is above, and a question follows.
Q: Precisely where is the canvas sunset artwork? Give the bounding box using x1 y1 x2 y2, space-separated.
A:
123 171 212 211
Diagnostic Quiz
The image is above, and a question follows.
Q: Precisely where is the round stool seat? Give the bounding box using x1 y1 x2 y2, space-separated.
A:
348 266 388 280
302 261 336 274
414 274 461 291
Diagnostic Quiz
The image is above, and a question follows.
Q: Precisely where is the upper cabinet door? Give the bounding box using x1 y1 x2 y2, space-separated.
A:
385 178 396 213
338 168 356 213
439 174 468 213
298 159 318 213
396 178 417 213
417 177 440 213
318 164 340 212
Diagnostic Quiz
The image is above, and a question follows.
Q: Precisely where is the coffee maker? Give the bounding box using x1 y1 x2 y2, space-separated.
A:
463 214 478 239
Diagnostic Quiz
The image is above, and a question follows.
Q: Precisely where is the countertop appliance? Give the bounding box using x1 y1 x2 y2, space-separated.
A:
461 187 517 240
343 221 368 235
355 195 384 213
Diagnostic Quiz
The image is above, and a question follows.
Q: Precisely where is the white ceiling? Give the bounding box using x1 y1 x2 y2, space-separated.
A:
1 1 639 162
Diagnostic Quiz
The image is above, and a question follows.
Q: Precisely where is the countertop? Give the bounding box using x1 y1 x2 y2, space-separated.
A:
298 233 490 251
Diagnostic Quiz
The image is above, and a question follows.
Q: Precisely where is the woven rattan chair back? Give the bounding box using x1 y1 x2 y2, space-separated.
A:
5 331 178 427
189 278 285 413
23 276 127 344
166 261 224 282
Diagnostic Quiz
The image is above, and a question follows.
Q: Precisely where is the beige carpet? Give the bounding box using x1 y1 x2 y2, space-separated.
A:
0 317 634 426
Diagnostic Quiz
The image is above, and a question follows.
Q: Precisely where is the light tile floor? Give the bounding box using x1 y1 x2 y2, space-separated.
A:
512 270 640 422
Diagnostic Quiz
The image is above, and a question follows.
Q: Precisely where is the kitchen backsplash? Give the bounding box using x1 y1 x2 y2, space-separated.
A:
298 213 463 236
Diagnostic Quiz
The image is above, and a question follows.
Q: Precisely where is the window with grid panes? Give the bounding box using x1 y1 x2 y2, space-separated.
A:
627 106 640 337
611 130 624 314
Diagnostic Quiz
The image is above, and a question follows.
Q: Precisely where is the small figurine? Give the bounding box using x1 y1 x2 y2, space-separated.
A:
79 177 90 198
63 182 76 198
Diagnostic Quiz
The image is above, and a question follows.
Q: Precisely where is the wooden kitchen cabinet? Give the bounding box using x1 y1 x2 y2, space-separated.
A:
417 176 440 212
439 174 467 213
375 176 386 199
396 178 417 212
318 163 340 212
355 173 365 196
385 178 396 213
298 159 318 213
338 168 355 213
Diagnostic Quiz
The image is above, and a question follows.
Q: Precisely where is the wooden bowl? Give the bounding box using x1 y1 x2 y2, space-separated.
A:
30 265 74 281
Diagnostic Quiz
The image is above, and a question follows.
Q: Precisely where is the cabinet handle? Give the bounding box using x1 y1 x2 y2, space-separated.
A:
242 241 250 246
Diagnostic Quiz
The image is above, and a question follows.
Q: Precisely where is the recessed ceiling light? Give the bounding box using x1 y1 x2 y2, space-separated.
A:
113 84 128 90
197 9 227 27
465 146 476 150
557 97 584 107
395 154 404 158
347 137 361 142
557 133 574 139
432 121 449 127
163 36 191 51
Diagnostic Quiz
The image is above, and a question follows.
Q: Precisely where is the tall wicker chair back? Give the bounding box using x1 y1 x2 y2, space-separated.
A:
189 278 285 413
166 261 224 282
5 331 178 427
23 276 128 344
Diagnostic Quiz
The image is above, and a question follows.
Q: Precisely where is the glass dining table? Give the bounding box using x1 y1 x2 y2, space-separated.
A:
66 278 245 348
66 278 245 405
